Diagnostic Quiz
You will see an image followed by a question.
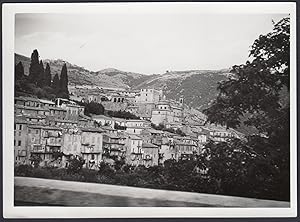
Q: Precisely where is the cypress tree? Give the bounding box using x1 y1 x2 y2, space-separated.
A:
44 63 52 87
15 61 25 81
59 63 69 97
37 60 45 87
28 49 40 85
52 73 60 95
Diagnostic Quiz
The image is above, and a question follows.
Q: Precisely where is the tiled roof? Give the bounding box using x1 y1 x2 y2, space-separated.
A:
15 104 49 111
80 127 104 133
128 134 142 140
142 142 158 148
38 99 55 105
15 96 40 102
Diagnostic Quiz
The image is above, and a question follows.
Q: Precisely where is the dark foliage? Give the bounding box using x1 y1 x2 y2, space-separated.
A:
15 49 69 100
114 123 127 130
85 101 105 116
37 60 45 88
203 17 290 201
59 63 69 98
151 123 186 136
15 61 25 81
44 63 52 87
15 153 288 201
107 110 140 120
51 74 60 95
66 155 85 174
28 49 40 85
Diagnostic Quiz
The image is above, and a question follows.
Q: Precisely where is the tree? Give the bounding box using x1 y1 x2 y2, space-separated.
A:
37 60 45 87
84 101 105 116
67 155 85 174
30 154 42 168
52 73 60 95
59 63 69 98
200 139 282 200
28 49 40 85
44 63 52 87
15 61 25 80
203 17 290 200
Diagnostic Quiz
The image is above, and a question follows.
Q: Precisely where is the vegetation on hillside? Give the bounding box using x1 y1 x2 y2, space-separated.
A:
151 123 186 136
75 101 105 116
15 49 70 99
106 110 140 120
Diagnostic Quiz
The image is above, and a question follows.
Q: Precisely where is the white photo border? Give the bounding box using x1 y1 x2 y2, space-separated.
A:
2 2 297 218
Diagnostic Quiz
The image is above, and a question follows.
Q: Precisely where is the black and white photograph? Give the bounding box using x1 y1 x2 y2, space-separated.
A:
2 2 297 218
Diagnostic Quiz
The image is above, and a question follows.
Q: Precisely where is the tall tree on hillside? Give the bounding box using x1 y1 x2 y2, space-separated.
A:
28 49 40 85
15 61 25 81
44 63 52 87
37 60 45 87
52 73 60 95
59 63 69 98
203 17 290 200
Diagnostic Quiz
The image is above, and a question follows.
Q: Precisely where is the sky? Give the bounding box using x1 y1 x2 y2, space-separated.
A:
15 12 288 74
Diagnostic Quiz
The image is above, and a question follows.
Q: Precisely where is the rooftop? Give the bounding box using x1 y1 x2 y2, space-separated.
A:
128 134 142 140
142 142 158 149
15 104 49 111
38 99 55 105
15 96 40 102
92 115 113 120
80 127 104 133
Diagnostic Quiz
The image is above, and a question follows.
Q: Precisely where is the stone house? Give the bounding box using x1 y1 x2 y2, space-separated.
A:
125 134 143 166
141 142 159 167
80 127 104 169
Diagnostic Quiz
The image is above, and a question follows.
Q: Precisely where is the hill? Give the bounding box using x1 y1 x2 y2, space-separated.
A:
133 70 231 111
14 53 229 111
15 53 148 89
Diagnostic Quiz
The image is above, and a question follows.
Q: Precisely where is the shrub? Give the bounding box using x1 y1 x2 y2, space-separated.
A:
67 155 85 174
15 164 33 177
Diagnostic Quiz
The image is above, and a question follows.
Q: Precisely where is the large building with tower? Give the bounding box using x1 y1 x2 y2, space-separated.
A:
151 97 184 128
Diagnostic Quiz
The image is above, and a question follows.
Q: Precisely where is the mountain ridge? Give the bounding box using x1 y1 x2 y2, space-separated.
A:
15 53 230 110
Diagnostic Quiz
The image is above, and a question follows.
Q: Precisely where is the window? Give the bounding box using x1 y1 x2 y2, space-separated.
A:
19 125 22 130
91 154 95 160
36 130 39 134
14 140 16 146
14 124 16 130
18 141 21 146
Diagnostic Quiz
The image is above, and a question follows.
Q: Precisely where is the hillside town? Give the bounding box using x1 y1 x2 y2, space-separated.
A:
14 87 243 169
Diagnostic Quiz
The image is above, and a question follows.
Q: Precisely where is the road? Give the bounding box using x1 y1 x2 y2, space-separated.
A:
14 177 290 207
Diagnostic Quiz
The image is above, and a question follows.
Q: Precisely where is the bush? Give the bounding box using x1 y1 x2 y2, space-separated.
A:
31 168 53 179
15 164 33 177
67 155 85 174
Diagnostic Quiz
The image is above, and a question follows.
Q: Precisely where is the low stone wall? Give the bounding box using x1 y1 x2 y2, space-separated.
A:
14 177 290 207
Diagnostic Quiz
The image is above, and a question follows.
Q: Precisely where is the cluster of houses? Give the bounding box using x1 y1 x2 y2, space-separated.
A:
14 88 242 169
